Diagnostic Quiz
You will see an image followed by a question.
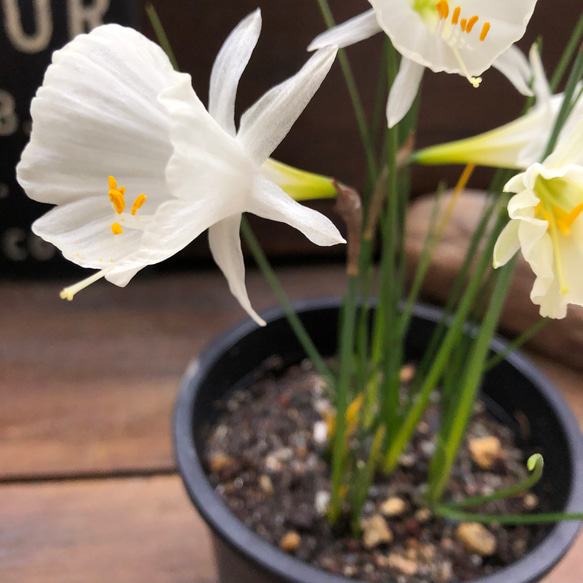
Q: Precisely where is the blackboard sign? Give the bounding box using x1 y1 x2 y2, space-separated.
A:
0 0 140 279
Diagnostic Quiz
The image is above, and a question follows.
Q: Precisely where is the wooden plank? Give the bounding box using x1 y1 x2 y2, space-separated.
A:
0 266 347 479
0 475 216 583
0 474 580 583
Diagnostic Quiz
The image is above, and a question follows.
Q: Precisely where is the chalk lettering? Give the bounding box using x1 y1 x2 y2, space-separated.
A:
2 0 52 53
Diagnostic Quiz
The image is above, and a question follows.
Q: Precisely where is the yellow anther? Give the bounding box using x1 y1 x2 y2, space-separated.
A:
564 202 583 227
451 6 460 24
460 18 467 32
479 22 490 41
466 15 479 33
436 0 449 20
109 190 125 214
131 194 147 216
111 222 123 235
108 176 118 191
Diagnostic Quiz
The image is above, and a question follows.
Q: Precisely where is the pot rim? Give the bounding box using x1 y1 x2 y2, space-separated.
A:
174 297 583 583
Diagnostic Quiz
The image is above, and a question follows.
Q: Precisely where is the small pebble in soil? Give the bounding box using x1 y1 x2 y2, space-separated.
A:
204 359 552 583
468 436 503 469
380 496 408 517
456 523 497 557
361 514 394 548
280 531 301 552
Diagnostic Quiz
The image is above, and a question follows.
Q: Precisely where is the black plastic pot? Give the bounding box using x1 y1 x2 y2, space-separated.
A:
174 298 583 583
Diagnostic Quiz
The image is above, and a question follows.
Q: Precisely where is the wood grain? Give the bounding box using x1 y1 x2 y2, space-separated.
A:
0 475 580 583
0 476 216 583
0 266 347 479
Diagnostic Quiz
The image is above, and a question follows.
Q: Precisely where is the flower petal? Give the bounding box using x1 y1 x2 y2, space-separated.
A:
159 75 255 205
209 215 266 326
248 175 345 246
493 219 520 267
208 9 261 135
386 57 424 128
237 47 337 164
492 45 533 97
308 9 381 50
17 24 183 207
106 195 231 285
31 196 143 269
545 118 583 169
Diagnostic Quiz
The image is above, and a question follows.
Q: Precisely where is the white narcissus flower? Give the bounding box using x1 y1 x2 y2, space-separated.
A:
309 0 538 127
17 11 344 326
494 119 583 319
414 45 583 169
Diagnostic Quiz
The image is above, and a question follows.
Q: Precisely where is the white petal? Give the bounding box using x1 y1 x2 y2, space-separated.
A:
238 47 337 164
544 118 583 169
106 195 231 285
17 24 183 207
492 45 533 97
529 44 551 105
308 9 381 50
208 9 261 135
159 75 255 205
248 175 345 246
32 196 142 269
493 219 520 267
386 57 424 128
209 215 265 326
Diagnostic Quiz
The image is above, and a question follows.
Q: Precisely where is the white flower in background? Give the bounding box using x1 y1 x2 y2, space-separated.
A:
309 0 538 127
414 45 583 169
17 11 343 326
494 119 583 318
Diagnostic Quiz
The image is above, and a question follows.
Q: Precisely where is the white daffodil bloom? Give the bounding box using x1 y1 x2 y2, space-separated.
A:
493 119 583 319
414 45 583 169
309 0 538 127
17 11 344 326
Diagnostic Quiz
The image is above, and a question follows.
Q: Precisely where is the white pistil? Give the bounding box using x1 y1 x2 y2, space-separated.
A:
452 47 482 87
60 270 109 300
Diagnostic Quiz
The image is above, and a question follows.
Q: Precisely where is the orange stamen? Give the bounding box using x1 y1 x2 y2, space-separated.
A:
451 6 461 25
111 222 123 235
131 194 147 216
460 18 467 32
479 22 490 41
436 0 449 19
466 15 479 33
109 190 125 214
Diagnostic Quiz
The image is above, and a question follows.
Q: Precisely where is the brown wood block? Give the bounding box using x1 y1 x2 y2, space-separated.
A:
0 476 216 583
0 265 347 479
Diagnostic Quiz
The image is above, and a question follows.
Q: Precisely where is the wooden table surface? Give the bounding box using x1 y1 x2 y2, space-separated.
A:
1 264 582 583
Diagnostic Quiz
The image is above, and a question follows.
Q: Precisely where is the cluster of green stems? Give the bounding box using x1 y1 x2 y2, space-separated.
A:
146 1 583 536
244 4 583 535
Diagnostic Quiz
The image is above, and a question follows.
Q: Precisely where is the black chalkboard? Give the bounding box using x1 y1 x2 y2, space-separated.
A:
0 0 140 279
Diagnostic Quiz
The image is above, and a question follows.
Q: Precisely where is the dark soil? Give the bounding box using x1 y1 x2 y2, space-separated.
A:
203 357 550 583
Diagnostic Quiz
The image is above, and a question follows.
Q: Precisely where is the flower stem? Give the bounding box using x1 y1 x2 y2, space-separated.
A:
440 454 544 510
543 44 583 158
550 12 583 92
484 318 548 371
328 274 359 524
145 3 179 71
315 0 378 183
240 217 333 383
